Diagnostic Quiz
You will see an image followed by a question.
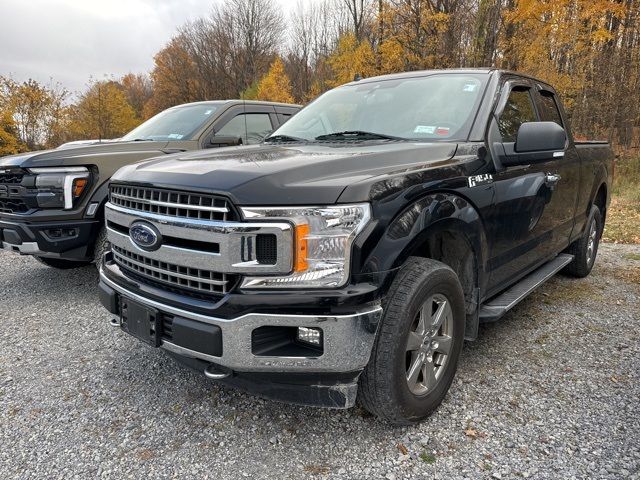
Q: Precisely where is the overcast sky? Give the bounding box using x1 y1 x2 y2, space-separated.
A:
1 0 291 96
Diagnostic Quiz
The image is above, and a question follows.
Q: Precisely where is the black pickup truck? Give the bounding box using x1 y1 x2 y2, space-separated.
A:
98 69 613 424
0 100 299 268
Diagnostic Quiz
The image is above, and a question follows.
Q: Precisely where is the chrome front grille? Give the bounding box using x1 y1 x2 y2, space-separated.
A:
105 184 294 299
109 184 234 222
112 245 237 298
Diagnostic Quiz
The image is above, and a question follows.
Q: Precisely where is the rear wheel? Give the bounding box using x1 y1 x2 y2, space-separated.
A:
358 257 465 425
563 205 602 278
34 256 91 269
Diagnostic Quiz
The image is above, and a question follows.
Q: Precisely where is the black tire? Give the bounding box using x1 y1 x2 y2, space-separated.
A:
34 256 91 269
358 257 466 425
92 225 109 269
563 205 602 278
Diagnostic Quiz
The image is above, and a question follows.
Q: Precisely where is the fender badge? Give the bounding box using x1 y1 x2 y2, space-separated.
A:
468 174 493 188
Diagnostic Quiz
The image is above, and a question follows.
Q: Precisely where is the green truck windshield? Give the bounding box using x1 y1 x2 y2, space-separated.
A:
121 104 219 142
271 73 488 142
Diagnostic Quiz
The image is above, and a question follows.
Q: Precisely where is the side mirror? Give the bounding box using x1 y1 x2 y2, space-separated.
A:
209 135 243 148
515 121 566 153
501 122 566 166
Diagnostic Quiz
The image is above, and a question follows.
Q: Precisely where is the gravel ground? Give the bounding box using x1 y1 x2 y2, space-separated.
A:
1 243 639 480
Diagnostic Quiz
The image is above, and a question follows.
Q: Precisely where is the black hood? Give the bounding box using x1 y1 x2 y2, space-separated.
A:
0 140 171 168
111 142 459 205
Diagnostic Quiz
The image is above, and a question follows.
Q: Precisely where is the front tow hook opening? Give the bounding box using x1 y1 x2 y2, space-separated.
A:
204 364 231 380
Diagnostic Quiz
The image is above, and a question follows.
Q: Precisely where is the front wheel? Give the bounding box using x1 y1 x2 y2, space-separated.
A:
92 225 109 271
358 257 466 425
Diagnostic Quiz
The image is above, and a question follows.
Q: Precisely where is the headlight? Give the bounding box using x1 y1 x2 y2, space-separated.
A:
28 167 90 209
240 203 371 288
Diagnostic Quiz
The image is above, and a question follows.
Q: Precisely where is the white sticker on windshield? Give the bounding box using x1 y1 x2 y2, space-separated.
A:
414 125 436 134
168 134 183 139
463 84 477 92
204 110 213 115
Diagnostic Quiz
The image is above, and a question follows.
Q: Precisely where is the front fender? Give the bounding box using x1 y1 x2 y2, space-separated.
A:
355 192 490 294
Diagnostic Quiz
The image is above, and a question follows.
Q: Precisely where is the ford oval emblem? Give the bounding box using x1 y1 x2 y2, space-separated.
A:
129 221 162 251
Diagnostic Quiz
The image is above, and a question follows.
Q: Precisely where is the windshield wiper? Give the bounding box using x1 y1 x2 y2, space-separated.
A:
315 130 406 141
129 138 153 142
264 134 309 143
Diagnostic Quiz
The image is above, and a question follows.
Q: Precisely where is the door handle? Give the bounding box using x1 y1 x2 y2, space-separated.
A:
545 173 561 186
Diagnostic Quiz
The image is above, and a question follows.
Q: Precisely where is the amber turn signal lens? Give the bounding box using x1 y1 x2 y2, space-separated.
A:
294 223 309 272
72 178 88 198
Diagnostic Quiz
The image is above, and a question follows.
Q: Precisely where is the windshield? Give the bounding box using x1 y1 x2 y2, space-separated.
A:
269 73 488 142
121 103 219 142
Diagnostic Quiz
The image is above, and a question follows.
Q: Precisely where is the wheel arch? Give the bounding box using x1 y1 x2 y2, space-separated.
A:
592 182 607 225
368 192 490 340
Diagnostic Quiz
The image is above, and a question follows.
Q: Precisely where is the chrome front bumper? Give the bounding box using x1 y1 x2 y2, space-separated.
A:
100 270 383 374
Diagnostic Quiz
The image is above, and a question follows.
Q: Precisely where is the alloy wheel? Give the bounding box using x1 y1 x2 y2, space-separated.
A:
586 218 598 265
405 294 453 396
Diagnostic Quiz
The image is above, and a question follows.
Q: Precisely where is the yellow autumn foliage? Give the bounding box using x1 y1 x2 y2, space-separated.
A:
256 57 295 104
68 81 140 140
0 110 21 155
327 34 377 87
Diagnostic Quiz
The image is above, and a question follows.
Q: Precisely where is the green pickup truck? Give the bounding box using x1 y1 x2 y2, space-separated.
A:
0 100 300 268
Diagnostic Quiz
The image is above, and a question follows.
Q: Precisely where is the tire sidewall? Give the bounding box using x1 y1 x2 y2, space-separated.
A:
585 206 602 272
387 266 466 421
93 225 109 266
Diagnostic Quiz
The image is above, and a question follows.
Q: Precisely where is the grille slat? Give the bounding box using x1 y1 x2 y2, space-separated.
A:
110 185 232 221
0 173 24 184
0 170 28 213
0 198 29 214
112 245 237 298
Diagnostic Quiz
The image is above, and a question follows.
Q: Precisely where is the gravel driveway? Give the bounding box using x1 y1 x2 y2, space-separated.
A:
1 243 638 480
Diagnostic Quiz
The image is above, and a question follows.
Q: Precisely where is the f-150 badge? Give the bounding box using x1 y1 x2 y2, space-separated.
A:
468 174 493 188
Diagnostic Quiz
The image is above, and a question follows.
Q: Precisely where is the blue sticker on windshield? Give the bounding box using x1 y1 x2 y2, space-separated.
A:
463 84 477 92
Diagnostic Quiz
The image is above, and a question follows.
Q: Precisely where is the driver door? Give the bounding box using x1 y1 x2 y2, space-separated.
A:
486 80 576 292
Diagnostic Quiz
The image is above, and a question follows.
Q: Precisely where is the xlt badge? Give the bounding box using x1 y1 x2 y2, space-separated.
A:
468 174 493 188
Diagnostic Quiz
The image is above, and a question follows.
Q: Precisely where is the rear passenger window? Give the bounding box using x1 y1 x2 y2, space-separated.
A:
216 113 273 144
277 113 292 125
538 91 563 127
498 87 537 142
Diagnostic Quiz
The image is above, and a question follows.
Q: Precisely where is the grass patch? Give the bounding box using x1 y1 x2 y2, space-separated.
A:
623 253 640 261
539 279 602 303
419 451 437 464
597 264 640 285
604 156 640 244
616 265 640 284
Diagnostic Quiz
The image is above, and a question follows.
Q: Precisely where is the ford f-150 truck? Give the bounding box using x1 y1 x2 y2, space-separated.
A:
98 69 613 424
0 100 299 269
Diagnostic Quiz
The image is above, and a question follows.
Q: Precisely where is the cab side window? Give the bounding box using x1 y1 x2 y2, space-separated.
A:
498 87 537 142
216 113 273 145
538 91 563 127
